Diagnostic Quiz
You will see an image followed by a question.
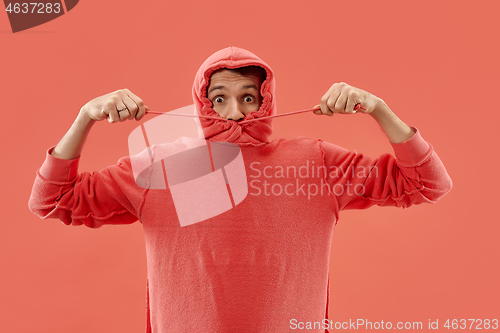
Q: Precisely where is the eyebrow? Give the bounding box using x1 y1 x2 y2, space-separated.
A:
208 84 259 95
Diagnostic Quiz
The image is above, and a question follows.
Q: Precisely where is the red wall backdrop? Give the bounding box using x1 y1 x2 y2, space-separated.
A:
1 1 498 332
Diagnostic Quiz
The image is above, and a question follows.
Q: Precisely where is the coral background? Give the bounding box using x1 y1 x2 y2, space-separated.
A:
1 0 498 332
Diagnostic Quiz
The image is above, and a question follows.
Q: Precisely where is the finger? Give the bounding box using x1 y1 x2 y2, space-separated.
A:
121 93 139 120
345 91 358 114
334 88 348 113
312 104 323 115
140 105 150 120
326 86 341 115
116 103 131 121
105 100 120 123
122 88 146 120
320 84 336 116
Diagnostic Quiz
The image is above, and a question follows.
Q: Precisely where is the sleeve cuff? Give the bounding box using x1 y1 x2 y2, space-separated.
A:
390 127 433 166
38 146 80 182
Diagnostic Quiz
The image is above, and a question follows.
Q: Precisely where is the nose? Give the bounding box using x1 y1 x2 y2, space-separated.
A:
226 100 245 121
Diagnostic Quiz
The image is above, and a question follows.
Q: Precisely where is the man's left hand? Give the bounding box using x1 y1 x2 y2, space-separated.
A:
314 82 385 116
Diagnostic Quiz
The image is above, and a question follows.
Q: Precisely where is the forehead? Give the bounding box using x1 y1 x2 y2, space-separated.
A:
208 69 261 90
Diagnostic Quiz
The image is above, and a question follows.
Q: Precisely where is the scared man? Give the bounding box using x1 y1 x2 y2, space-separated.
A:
29 46 452 333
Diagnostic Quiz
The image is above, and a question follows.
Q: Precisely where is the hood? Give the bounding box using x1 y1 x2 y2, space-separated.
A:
192 46 277 146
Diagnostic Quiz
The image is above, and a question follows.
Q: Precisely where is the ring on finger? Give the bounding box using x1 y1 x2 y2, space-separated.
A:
117 106 128 112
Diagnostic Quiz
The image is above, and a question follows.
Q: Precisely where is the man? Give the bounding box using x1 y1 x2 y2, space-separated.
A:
29 46 452 333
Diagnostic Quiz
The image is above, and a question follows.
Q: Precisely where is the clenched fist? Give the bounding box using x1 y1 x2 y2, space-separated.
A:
313 82 385 116
80 89 149 123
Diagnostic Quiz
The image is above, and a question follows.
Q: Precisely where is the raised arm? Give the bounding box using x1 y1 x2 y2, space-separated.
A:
314 82 452 210
52 89 148 160
28 89 149 227
314 82 414 143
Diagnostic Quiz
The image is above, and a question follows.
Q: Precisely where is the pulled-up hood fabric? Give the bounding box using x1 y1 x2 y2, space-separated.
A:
192 46 277 146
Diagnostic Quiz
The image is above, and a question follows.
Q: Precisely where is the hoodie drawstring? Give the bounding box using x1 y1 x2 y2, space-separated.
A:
145 104 366 123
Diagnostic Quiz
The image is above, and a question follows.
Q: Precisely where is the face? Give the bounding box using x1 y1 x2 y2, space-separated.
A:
207 69 263 121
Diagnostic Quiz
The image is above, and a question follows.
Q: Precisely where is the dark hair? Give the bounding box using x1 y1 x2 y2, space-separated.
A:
211 66 267 84
230 66 267 83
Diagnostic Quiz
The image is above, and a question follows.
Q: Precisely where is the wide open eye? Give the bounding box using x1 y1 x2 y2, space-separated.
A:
244 96 254 103
214 97 224 103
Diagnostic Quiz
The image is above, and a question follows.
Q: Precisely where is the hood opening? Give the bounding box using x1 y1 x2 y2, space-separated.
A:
192 46 277 146
205 65 268 119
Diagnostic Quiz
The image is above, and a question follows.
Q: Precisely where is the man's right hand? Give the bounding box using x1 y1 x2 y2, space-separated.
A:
80 89 149 123
51 89 149 160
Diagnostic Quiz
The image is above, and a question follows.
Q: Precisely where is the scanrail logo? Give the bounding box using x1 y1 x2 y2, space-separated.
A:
3 0 78 33
128 105 248 227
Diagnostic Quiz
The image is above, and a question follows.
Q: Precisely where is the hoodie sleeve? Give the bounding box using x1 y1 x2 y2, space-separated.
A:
319 127 452 211
28 147 147 228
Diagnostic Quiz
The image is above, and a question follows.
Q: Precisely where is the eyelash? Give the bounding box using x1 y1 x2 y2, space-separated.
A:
213 95 255 103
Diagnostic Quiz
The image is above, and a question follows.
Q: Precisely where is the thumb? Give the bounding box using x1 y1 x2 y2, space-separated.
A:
312 104 322 115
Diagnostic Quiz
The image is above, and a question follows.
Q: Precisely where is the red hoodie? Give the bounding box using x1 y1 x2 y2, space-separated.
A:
29 46 452 333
